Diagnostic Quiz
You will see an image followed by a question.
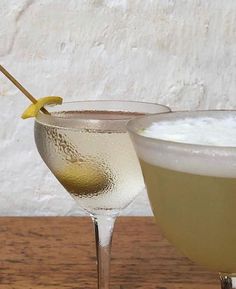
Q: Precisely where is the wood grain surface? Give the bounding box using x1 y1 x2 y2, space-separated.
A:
0 217 219 289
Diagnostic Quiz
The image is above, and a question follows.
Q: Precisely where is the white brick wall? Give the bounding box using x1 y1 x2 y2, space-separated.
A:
0 0 235 216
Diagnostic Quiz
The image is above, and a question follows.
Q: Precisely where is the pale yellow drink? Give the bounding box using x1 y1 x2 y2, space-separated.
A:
35 110 145 215
141 160 236 273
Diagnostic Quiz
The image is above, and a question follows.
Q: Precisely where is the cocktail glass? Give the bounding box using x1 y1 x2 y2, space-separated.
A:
127 110 236 289
34 100 170 289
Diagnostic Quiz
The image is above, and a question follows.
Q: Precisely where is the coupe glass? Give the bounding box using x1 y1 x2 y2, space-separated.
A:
34 100 170 289
127 110 236 289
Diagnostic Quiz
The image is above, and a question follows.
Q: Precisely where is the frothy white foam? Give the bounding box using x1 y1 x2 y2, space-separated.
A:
141 117 236 147
135 115 236 177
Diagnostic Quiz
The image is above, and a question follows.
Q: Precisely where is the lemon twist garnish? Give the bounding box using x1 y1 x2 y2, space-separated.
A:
21 96 63 119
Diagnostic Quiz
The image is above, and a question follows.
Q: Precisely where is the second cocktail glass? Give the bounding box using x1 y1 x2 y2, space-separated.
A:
127 110 236 289
34 100 170 289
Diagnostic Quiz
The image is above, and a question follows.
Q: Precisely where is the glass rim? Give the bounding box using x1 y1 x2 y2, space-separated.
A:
35 99 170 126
127 109 236 151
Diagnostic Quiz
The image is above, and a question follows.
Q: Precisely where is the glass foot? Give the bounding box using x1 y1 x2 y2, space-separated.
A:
220 274 236 289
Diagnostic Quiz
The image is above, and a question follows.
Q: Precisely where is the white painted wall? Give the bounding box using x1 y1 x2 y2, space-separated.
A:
0 0 235 216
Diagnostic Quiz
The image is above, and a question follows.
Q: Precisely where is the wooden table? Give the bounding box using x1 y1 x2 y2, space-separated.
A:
0 217 219 289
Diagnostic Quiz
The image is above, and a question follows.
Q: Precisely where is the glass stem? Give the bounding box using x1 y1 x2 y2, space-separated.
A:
220 274 236 289
92 215 116 289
